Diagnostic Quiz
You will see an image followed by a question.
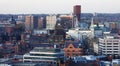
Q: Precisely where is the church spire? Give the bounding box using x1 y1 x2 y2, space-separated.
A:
75 16 79 29
90 17 94 29
90 14 95 38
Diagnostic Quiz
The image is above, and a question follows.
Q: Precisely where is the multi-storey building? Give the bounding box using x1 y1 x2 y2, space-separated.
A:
23 47 64 66
25 15 39 31
98 34 120 56
112 59 120 66
25 15 33 31
59 15 73 29
49 23 66 49
46 15 56 30
73 5 81 22
66 17 94 40
38 17 44 29
64 42 83 57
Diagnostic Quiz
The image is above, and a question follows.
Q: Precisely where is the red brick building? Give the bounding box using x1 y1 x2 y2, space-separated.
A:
74 5 81 22
64 43 83 57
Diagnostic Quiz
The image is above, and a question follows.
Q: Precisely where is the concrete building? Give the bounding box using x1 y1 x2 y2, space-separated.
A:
93 42 99 54
25 15 39 31
33 29 47 36
94 24 103 38
66 55 100 66
33 16 39 29
23 47 64 66
49 23 66 49
25 15 33 31
59 14 73 29
66 18 94 40
0 23 14 35
46 15 56 30
38 17 44 29
98 34 120 56
112 59 120 66
100 61 111 66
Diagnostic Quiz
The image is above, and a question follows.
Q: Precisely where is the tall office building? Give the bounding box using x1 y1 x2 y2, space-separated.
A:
33 16 39 29
73 5 81 22
46 15 57 30
25 15 33 31
25 15 39 31
38 17 43 29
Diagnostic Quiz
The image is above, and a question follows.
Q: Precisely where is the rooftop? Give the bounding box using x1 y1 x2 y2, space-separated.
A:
102 33 120 39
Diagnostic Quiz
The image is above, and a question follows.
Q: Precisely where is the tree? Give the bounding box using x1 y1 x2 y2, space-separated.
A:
14 24 25 32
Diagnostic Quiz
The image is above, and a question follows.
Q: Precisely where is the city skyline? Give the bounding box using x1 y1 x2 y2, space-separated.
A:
0 0 120 14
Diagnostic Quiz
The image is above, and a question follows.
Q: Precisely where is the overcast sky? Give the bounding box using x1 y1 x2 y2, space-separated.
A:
0 0 120 14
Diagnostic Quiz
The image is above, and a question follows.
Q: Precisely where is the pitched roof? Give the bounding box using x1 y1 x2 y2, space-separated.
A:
65 41 81 48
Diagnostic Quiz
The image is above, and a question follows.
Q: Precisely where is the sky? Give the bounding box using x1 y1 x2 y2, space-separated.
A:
0 0 120 14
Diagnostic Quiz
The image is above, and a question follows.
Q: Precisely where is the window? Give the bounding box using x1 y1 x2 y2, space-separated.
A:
103 49 106 50
113 46 118 47
107 46 112 47
72 50 75 52
79 50 82 52
67 53 69 55
103 51 105 53
70 47 72 48
73 53 76 56
114 51 118 53
113 43 118 45
107 49 112 50
114 49 118 50
67 50 70 52
107 43 112 45
107 51 112 53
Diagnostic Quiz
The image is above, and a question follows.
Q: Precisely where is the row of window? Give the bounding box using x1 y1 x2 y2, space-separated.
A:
32 49 60 53
24 61 57 65
103 49 119 50
66 53 82 56
99 40 119 43
65 50 82 52
103 46 119 47
103 51 119 53
30 54 63 57
102 43 119 45
24 57 58 60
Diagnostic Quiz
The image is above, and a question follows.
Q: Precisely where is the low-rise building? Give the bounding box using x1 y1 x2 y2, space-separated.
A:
66 55 100 66
100 61 111 66
64 42 83 58
112 59 120 66
23 47 64 66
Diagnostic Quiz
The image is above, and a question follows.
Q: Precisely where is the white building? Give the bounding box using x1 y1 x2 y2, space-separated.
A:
33 29 47 35
46 15 57 30
98 34 120 56
66 29 93 40
66 17 94 40
112 59 120 66
93 42 99 54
